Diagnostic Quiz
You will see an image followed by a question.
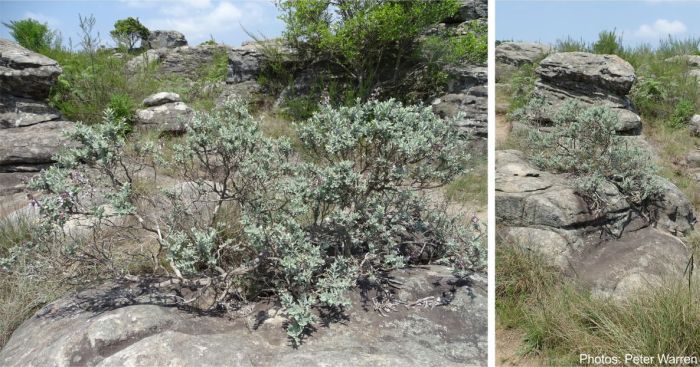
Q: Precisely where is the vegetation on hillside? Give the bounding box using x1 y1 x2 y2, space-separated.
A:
260 0 487 119
2 18 61 52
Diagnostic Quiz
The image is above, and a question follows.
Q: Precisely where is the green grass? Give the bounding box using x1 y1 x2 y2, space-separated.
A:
42 44 229 124
497 240 700 365
445 158 487 207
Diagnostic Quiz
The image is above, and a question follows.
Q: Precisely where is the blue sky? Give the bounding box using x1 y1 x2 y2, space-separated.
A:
0 0 284 48
497 0 700 47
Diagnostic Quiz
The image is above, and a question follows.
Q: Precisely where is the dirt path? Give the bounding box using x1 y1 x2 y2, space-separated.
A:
496 114 510 149
496 327 544 367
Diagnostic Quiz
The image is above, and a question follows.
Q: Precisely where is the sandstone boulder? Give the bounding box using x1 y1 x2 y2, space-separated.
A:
0 38 62 100
0 40 74 177
690 114 700 137
573 227 691 300
536 52 635 95
0 94 61 128
446 0 487 23
143 92 181 107
135 96 193 133
532 52 642 134
0 266 487 367
146 30 188 49
445 64 487 93
496 149 696 299
125 49 162 73
496 42 551 67
227 47 264 84
0 120 74 171
687 150 700 168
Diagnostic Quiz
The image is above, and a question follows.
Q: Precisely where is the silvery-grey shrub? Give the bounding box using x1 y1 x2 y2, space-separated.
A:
521 100 661 210
15 98 484 344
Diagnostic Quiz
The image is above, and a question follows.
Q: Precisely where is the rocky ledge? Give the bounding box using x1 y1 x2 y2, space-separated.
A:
496 150 697 299
0 38 75 195
0 266 486 367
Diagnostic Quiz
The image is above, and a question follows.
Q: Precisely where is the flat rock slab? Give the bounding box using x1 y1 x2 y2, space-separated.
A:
0 266 486 366
0 95 62 128
0 120 74 171
0 266 487 367
573 227 691 300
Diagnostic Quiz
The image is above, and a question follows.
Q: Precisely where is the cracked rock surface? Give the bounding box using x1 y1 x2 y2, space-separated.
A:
496 150 696 299
0 266 487 367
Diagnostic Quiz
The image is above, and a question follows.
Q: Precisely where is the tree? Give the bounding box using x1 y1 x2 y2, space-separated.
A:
3 18 58 52
110 17 149 51
278 0 459 95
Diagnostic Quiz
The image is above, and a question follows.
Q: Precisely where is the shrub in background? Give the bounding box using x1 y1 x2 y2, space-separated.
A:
107 92 136 124
278 0 459 98
2 18 60 52
669 99 696 128
554 36 589 53
592 29 623 56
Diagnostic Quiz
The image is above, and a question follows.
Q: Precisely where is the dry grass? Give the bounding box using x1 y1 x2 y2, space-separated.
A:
444 157 487 208
497 240 700 365
0 212 69 348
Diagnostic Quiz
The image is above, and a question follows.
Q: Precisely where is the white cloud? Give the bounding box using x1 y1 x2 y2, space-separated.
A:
141 0 257 43
23 12 61 27
632 19 687 38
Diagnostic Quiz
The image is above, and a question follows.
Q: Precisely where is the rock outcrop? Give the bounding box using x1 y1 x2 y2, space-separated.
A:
135 92 193 133
0 39 62 99
532 52 642 134
127 44 228 78
0 266 487 367
433 85 487 139
446 0 487 23
126 42 266 106
430 20 488 147
690 114 700 137
227 43 264 84
0 39 74 194
496 150 696 299
496 42 551 67
146 30 188 49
